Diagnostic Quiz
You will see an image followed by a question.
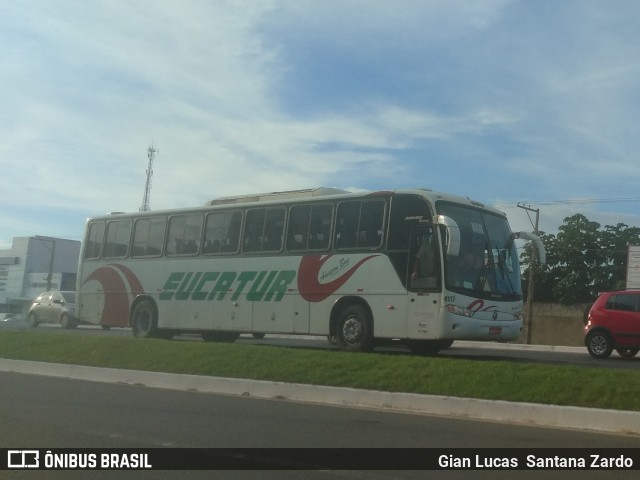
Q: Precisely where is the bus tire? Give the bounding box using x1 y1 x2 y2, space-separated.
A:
131 300 158 338
60 313 77 329
335 305 374 352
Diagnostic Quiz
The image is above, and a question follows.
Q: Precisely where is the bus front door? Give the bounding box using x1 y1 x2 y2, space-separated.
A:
407 225 442 340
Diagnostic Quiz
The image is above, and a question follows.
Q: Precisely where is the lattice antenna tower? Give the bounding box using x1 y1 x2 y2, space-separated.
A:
139 145 158 212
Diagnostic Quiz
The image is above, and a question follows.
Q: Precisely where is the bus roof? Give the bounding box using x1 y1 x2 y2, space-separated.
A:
87 187 506 220
206 187 350 205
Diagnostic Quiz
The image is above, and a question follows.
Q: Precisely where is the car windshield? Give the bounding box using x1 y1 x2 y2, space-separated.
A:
438 202 522 300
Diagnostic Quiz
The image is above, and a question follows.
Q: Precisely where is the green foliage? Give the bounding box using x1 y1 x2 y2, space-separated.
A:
522 214 640 304
1 331 639 412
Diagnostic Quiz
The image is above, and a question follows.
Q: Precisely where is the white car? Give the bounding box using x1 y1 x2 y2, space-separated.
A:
28 290 77 329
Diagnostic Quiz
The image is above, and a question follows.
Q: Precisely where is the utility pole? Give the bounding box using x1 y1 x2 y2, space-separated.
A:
517 204 540 344
140 145 158 213
34 236 56 291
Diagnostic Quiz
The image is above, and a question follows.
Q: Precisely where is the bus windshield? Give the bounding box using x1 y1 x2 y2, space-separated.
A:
437 203 522 300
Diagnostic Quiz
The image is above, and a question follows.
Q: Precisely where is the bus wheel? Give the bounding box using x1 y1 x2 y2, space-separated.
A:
202 331 240 343
60 313 77 329
252 332 266 339
131 300 158 338
336 305 374 352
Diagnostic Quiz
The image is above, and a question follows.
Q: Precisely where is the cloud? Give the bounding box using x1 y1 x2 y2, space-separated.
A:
2 0 640 250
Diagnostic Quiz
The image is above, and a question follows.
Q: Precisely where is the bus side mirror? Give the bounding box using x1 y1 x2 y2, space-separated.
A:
513 231 546 265
434 215 460 257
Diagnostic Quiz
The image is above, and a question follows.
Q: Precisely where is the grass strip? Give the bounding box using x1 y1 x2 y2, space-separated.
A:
1 330 638 412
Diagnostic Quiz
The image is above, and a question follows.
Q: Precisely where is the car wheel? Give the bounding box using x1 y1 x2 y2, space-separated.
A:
335 305 374 352
615 348 639 358
586 331 613 359
28 312 39 328
131 300 158 338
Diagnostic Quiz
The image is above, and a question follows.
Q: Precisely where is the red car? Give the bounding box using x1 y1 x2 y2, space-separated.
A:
584 290 640 359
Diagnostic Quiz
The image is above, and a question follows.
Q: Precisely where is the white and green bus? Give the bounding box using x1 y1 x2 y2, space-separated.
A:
77 188 544 353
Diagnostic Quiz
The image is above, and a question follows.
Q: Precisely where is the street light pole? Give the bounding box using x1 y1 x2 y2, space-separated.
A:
35 236 56 291
517 205 540 344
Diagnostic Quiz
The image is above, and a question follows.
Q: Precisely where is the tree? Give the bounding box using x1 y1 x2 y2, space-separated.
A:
600 223 640 291
521 214 640 304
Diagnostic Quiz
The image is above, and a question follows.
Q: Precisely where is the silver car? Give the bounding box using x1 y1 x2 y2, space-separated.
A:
28 290 77 329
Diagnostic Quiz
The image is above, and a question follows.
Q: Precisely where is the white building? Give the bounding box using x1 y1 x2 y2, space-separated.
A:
0 236 81 314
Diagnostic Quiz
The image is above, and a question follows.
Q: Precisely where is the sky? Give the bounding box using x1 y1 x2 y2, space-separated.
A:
2 0 640 250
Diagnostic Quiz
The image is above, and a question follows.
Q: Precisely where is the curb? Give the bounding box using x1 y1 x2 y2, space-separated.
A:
1 358 638 436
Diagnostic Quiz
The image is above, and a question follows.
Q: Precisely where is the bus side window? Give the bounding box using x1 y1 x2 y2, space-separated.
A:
308 204 332 250
335 201 360 249
263 208 285 251
132 216 166 257
287 205 310 251
387 195 432 250
84 221 106 260
166 213 203 256
287 204 332 251
104 220 132 259
243 209 265 253
359 200 385 248
223 211 242 253
244 208 285 253
204 211 242 255
335 200 384 250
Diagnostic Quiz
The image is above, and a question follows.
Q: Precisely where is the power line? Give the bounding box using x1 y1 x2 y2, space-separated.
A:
496 196 640 208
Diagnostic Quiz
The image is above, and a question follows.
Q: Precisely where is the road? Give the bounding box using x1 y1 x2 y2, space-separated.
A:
1 371 639 480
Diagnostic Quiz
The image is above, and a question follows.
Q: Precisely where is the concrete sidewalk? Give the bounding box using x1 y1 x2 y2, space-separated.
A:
1 356 638 437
